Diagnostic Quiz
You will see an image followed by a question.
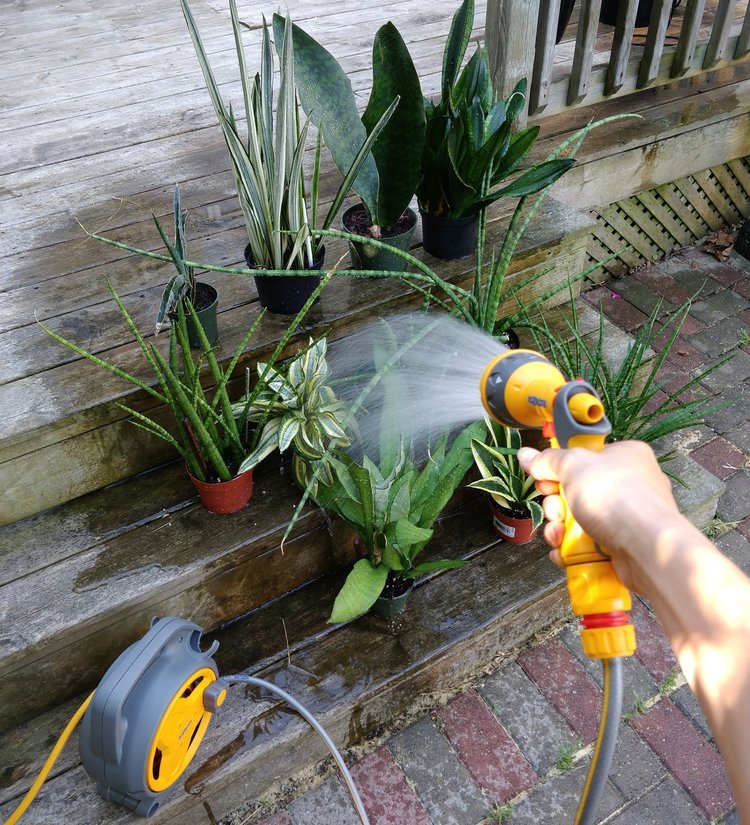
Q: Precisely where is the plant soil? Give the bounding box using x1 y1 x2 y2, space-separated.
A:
192 281 216 311
343 203 416 238
381 574 413 599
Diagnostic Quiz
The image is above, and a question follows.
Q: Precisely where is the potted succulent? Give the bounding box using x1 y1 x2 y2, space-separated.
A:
232 336 350 488
313 422 484 622
39 276 327 514
416 0 576 259
275 14 425 272
87 185 218 347
468 419 544 544
181 1 396 312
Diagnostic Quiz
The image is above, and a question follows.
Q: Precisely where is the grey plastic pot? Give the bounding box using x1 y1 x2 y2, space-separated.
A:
185 282 219 348
343 204 417 272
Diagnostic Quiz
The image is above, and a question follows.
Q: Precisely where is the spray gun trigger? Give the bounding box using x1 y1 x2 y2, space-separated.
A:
203 678 229 713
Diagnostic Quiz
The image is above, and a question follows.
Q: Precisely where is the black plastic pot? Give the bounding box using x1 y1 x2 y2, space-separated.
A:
600 0 680 28
371 576 414 619
343 204 417 272
245 244 325 315
419 209 478 260
185 282 219 348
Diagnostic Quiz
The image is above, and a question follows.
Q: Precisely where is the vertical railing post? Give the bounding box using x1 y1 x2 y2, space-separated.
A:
486 0 540 125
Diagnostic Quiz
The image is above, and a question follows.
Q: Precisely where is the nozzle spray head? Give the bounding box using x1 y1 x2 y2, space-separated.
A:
480 350 566 429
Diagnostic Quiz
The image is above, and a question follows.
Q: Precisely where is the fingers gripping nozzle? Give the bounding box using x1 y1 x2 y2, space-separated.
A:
479 351 635 660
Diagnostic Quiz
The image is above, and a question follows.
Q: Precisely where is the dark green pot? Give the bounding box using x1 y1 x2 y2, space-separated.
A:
185 282 219 348
343 204 417 273
371 577 414 618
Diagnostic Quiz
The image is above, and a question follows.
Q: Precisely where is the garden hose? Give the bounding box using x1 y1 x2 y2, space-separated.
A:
223 674 370 825
2 620 369 825
573 657 624 825
3 692 94 825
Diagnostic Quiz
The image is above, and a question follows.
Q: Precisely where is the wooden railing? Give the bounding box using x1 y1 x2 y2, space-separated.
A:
487 0 750 118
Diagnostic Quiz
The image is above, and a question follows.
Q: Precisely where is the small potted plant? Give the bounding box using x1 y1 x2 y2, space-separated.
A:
416 0 576 259
276 14 425 272
468 419 544 544
39 276 326 514
181 2 394 312
232 336 350 487
87 185 218 347
314 423 484 622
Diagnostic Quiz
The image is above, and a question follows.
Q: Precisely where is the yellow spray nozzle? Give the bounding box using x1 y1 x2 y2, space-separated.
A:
567 392 604 425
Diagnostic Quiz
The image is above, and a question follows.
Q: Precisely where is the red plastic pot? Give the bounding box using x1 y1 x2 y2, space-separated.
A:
187 468 254 514
488 497 539 545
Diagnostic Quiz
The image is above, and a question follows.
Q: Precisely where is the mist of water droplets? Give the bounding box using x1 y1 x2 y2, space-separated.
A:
326 312 507 463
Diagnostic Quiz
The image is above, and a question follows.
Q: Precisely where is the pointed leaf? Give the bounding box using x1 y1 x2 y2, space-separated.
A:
329 559 388 623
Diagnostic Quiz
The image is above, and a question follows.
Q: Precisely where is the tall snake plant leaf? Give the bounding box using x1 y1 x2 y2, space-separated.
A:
442 0 474 98
361 22 425 228
273 13 379 219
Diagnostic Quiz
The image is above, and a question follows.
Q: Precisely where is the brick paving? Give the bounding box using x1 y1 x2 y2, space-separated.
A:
252 241 747 824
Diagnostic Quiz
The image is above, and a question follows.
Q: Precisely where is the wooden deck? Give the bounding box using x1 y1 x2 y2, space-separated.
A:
1 0 749 513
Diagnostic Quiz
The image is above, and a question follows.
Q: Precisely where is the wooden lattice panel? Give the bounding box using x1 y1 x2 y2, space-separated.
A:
586 156 750 278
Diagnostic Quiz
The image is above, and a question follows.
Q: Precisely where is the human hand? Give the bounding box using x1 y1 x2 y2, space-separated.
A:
517 440 679 593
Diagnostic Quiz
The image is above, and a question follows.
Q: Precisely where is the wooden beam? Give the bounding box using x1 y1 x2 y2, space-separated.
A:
486 0 541 124
567 0 603 105
637 0 676 88
605 0 639 95
705 0 740 68
736 3 750 58
530 0 561 114
672 0 708 77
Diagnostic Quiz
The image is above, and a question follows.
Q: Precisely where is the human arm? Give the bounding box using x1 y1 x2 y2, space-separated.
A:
518 441 750 823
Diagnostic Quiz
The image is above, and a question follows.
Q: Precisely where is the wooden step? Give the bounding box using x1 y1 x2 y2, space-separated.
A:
0 507 570 825
0 454 722 825
0 196 596 525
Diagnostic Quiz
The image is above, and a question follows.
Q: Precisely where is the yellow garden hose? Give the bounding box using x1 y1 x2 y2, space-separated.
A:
4 692 94 825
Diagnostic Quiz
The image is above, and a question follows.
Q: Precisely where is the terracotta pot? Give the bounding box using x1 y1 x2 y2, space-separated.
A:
187 468 254 514
488 497 539 545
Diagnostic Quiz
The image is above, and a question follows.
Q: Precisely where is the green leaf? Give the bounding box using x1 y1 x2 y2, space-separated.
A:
493 158 576 199
329 559 388 623
392 517 433 550
362 22 425 228
442 0 475 98
274 14 379 219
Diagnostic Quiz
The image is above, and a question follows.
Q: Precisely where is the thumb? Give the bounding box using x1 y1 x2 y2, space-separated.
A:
518 446 564 483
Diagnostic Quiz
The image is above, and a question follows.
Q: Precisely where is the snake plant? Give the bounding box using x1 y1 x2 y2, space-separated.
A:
39 276 328 484
234 337 349 485
417 0 575 220
181 0 396 269
274 14 425 234
468 419 544 527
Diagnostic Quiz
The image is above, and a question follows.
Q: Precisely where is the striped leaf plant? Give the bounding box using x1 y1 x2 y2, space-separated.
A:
233 336 350 486
468 418 544 528
180 0 397 273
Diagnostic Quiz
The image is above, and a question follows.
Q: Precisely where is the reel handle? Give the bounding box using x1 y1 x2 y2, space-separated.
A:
552 383 636 660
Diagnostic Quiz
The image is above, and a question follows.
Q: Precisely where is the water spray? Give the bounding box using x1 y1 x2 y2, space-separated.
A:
5 315 635 825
